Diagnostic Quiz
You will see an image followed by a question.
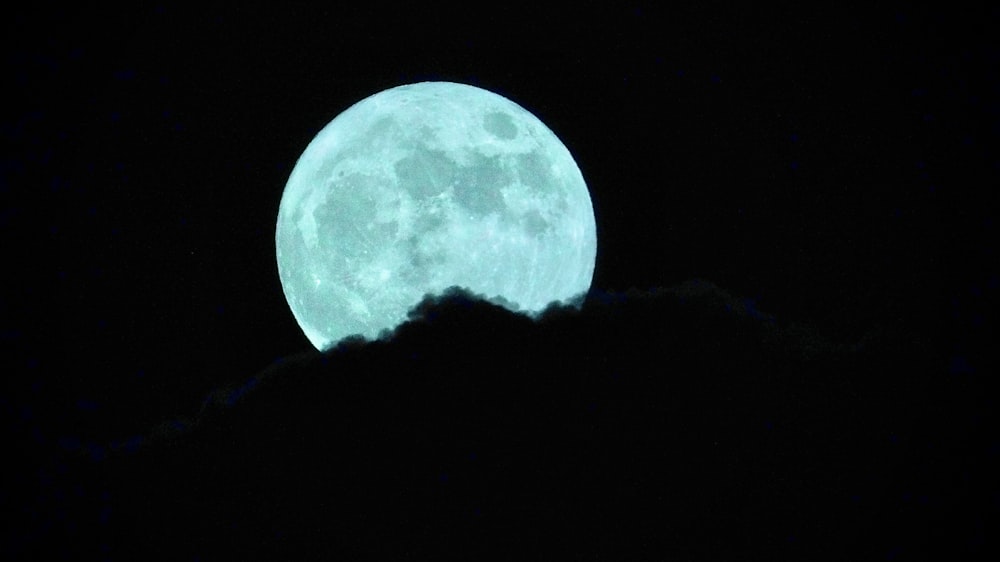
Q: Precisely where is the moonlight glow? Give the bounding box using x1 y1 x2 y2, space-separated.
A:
276 82 597 350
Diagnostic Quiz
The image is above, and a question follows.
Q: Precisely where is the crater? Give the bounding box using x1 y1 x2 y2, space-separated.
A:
520 210 552 236
483 111 518 140
315 172 380 256
516 151 555 192
394 147 456 199
452 153 509 216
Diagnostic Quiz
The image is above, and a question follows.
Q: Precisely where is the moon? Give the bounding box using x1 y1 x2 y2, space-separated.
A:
276 81 597 351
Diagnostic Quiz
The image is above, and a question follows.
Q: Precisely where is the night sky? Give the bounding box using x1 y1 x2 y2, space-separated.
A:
3 5 997 560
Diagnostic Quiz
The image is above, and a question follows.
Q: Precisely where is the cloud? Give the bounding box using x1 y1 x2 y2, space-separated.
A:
92 280 883 457
56 279 941 558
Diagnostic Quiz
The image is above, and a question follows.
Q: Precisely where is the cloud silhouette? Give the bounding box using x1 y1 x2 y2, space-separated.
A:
25 280 936 559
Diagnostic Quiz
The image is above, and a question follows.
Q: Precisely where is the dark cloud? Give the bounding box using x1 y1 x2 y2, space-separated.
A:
16 282 954 559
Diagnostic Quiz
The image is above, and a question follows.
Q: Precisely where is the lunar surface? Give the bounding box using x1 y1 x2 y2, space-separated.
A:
276 82 597 350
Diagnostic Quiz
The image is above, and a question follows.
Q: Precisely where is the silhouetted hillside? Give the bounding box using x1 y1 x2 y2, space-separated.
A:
51 283 946 560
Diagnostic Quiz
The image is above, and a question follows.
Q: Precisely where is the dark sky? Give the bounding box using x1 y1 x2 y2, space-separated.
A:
3 5 997 559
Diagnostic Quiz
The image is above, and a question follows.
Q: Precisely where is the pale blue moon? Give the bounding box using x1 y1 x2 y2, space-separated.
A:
276 82 597 350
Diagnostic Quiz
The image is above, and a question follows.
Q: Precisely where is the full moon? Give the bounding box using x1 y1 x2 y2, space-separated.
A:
276 82 597 350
